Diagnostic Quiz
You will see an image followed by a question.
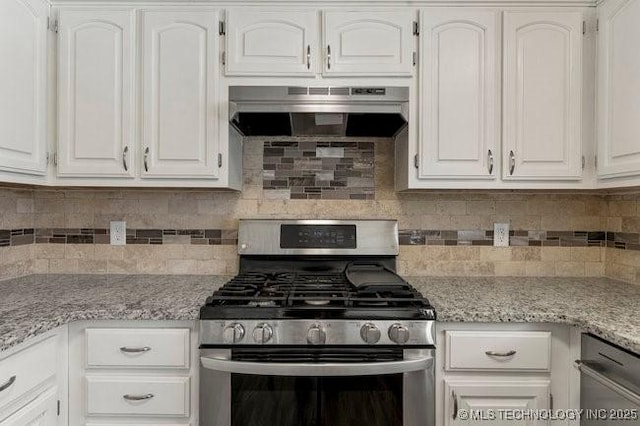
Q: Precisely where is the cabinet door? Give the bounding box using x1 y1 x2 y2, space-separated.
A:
57 9 135 178
418 9 499 179
0 0 48 176
226 9 318 76
323 10 415 76
596 0 640 178
503 12 583 180
443 380 550 426
141 9 220 178
0 387 58 426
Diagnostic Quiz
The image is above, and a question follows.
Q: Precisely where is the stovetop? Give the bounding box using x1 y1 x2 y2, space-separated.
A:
199 220 436 347
200 270 435 321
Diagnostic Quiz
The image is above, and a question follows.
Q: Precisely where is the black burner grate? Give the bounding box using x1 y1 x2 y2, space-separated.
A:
207 272 430 309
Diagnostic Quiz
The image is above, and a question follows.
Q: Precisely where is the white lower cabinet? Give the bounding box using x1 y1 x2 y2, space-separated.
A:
0 328 67 426
0 387 58 426
443 380 550 425
69 321 198 425
436 323 579 426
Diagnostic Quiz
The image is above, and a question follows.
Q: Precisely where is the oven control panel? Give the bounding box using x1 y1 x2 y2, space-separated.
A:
201 319 435 346
280 224 356 249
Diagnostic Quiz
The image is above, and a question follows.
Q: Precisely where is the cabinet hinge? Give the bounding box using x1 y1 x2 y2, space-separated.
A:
582 155 585 170
218 153 223 168
414 154 419 169
221 51 226 66
413 21 420 36
550 393 553 410
412 52 417 67
48 152 58 166
57 400 60 416
595 155 598 169
596 19 599 32
47 17 58 33
219 21 225 36
582 20 586 34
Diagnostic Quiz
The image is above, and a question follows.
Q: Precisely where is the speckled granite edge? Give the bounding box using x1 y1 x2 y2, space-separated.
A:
0 308 201 352
1 274 639 355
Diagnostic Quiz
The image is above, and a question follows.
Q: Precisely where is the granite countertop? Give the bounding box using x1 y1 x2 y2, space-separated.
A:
0 274 639 354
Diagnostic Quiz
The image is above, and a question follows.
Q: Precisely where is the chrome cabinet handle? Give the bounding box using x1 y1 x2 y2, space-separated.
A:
327 45 331 70
509 150 515 175
120 346 151 353
485 350 517 357
0 376 16 393
143 147 149 172
307 45 311 70
487 149 494 175
122 146 129 171
452 390 458 420
123 393 154 401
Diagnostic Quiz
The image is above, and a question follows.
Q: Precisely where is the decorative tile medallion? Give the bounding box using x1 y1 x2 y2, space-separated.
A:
262 141 375 200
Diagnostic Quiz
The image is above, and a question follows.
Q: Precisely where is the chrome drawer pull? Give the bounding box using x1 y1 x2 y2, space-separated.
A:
120 346 151 353
123 393 154 401
485 350 517 357
327 45 331 70
0 376 16 393
307 45 311 70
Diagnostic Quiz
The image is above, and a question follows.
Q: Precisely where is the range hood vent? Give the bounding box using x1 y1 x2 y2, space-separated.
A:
229 86 409 137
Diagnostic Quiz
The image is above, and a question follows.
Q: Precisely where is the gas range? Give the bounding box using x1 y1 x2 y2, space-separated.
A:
199 220 436 348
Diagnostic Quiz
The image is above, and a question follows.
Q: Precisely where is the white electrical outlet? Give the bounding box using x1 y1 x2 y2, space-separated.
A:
110 221 126 246
494 223 510 247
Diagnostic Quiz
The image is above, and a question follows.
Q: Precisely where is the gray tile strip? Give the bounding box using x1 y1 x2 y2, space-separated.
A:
0 228 637 250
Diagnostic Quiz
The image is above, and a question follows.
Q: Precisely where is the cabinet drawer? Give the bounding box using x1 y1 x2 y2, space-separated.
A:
86 328 190 368
445 331 551 371
86 376 190 416
0 337 57 411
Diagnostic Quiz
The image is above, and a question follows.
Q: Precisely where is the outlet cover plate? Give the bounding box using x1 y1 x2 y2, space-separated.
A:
494 223 510 247
110 221 126 246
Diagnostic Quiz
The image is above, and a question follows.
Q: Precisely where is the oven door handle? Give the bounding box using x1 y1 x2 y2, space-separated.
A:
200 355 433 376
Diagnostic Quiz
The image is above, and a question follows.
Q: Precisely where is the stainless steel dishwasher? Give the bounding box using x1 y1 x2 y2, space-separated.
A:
576 334 640 425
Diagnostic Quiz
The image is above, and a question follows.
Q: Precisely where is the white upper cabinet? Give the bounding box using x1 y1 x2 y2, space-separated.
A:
226 9 318 76
0 0 48 176
503 12 583 180
140 9 220 179
322 10 416 76
57 8 136 178
596 0 640 179
418 9 500 179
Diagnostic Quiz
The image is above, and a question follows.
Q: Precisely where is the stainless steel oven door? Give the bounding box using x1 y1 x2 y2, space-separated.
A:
200 348 434 426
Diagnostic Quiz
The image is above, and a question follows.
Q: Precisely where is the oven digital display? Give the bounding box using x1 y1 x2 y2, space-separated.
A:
280 225 357 249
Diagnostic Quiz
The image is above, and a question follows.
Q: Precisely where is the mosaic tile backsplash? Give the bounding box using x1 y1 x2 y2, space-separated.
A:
1 138 640 283
262 141 375 200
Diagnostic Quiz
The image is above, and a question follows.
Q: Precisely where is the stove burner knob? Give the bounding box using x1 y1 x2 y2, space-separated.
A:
360 323 381 344
252 323 273 344
388 324 410 344
307 325 326 345
223 323 245 343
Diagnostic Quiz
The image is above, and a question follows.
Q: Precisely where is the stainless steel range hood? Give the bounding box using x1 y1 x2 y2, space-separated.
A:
229 86 409 137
